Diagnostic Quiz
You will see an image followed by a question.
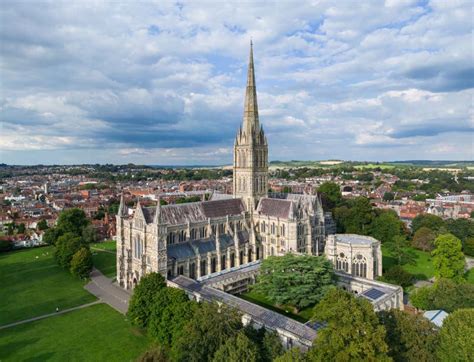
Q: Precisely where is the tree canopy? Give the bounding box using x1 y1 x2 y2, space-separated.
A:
411 214 444 234
70 247 93 279
252 254 335 311
127 272 167 328
432 234 465 282
54 232 84 269
309 288 390 361
171 302 243 362
369 210 405 244
212 331 259 362
437 308 474 361
148 287 197 347
318 182 342 210
412 226 436 251
410 278 474 313
378 309 439 362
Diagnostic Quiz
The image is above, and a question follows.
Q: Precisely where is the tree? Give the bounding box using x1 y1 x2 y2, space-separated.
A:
148 287 197 347
383 192 395 201
70 247 93 279
252 254 335 311
411 214 444 234
385 235 414 266
463 236 474 257
136 346 169 362
54 232 83 268
82 225 97 244
378 309 439 362
261 330 285 361
337 197 376 235
437 308 474 361
308 288 390 361
412 227 436 252
446 218 474 242
410 278 474 313
0 239 12 252
171 302 243 362
432 234 465 282
318 182 342 210
212 331 259 362
56 208 89 236
379 265 414 288
369 210 404 244
37 219 48 231
17 223 26 234
43 227 61 245
274 347 307 362
127 272 166 328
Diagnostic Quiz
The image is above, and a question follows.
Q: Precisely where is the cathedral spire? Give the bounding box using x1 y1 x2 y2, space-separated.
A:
243 40 259 135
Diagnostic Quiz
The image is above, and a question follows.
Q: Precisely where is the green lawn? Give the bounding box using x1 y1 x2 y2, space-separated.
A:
382 244 435 281
92 249 116 278
0 303 150 362
466 269 474 284
91 240 116 252
0 247 96 325
239 290 312 323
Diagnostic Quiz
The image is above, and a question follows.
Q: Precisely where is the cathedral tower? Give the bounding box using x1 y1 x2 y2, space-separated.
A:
233 42 268 211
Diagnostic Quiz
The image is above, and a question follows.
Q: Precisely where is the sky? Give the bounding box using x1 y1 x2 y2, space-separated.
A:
0 0 472 165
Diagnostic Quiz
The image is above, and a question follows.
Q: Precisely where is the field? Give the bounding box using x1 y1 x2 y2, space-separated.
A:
0 303 150 362
91 240 117 278
0 246 96 325
382 245 435 281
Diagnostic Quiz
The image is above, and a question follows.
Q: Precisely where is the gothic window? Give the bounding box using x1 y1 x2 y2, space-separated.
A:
221 255 226 270
190 229 196 240
256 247 260 260
281 224 285 236
239 250 244 265
261 222 266 233
134 235 142 259
190 263 196 279
351 255 367 278
218 224 225 234
271 223 275 234
178 230 186 242
248 248 252 262
211 224 216 235
211 257 217 273
178 265 184 275
200 227 206 238
200 260 207 276
230 253 235 268
167 232 176 245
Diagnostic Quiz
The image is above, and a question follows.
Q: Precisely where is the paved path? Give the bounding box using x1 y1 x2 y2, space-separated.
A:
0 301 102 330
85 268 131 314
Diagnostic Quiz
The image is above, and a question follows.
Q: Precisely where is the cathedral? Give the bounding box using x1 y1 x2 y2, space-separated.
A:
116 43 380 290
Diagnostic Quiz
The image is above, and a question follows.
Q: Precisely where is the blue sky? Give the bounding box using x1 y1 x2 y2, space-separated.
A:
0 0 472 165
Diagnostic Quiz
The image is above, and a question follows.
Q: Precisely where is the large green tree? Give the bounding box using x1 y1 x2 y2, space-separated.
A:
463 236 474 257
212 331 260 362
54 232 84 268
171 302 243 362
378 309 439 362
148 287 197 347
369 210 405 244
334 197 375 234
446 218 474 242
318 182 342 210
385 235 414 266
274 347 307 362
411 214 444 234
308 288 390 361
432 234 465 281
70 247 93 279
412 226 436 252
127 272 166 328
410 278 474 313
437 308 474 361
253 254 335 311
56 208 90 236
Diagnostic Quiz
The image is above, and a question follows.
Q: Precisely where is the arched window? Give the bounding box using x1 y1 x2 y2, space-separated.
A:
190 263 196 279
190 229 196 240
221 255 226 270
351 255 367 278
281 224 285 236
211 257 217 273
200 260 207 276
230 253 235 268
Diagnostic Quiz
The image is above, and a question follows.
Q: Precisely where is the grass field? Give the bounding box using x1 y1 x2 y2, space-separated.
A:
0 246 96 326
0 303 150 362
382 244 435 281
91 240 116 251
239 290 313 323
91 240 117 278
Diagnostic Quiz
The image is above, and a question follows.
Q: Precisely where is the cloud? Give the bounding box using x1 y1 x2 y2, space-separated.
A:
0 0 472 164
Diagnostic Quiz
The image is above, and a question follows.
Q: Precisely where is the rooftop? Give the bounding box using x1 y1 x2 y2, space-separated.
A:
335 234 379 246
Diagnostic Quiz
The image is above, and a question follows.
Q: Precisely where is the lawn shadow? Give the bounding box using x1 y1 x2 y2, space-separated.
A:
0 338 40 359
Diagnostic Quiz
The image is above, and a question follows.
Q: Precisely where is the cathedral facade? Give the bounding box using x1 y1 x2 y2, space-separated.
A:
116 44 379 290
